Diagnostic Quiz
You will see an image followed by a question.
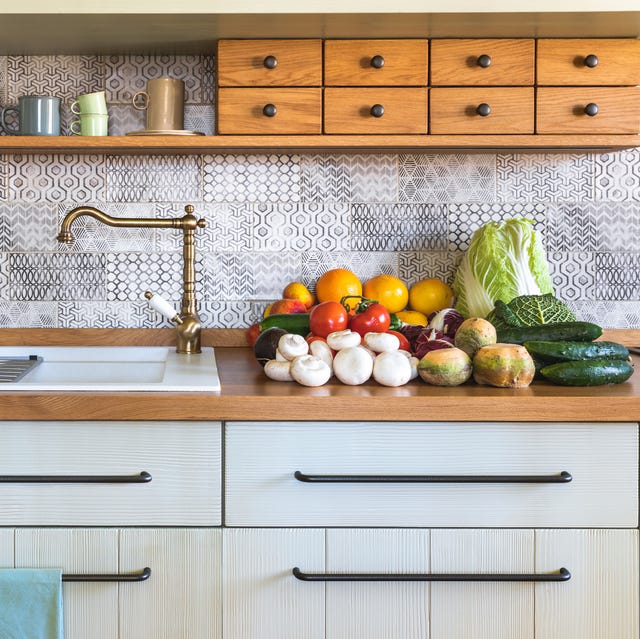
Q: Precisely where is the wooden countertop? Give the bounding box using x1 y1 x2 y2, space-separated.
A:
0 328 638 423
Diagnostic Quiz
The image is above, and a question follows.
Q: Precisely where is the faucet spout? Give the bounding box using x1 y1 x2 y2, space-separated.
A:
58 204 206 354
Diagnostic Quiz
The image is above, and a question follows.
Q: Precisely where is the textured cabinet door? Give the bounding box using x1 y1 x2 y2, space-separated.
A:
536 529 639 639
223 528 325 639
430 529 534 639
15 528 119 639
0 529 12 566
120 529 221 639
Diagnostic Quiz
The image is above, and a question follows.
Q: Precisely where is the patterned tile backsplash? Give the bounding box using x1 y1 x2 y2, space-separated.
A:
0 54 639 329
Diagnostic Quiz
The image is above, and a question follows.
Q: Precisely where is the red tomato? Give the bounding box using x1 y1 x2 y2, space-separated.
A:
387 329 411 353
309 301 349 338
246 323 261 347
349 303 391 337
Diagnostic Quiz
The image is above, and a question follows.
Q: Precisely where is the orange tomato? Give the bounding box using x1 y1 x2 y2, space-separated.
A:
408 278 455 317
315 268 362 304
362 274 409 314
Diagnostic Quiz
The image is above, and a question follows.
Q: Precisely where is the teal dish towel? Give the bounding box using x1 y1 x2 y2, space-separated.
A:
0 569 63 639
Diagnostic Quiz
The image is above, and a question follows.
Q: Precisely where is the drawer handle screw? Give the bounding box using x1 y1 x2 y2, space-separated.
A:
476 54 492 68
370 104 385 118
370 55 385 69
476 103 492 117
262 104 277 117
263 55 278 69
584 103 599 117
584 54 599 68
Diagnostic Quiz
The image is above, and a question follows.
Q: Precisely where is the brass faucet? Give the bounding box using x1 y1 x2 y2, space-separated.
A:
57 204 206 354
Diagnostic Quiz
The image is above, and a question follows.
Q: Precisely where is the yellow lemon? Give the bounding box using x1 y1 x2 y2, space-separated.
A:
282 281 315 309
362 274 409 314
396 310 429 326
408 278 455 317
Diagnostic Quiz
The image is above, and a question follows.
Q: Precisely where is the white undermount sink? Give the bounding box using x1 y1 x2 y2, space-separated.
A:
0 346 220 392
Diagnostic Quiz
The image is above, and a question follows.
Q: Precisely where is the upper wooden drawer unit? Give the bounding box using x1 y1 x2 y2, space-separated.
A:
324 39 429 86
430 39 535 86
217 39 322 87
225 421 638 528
537 39 640 86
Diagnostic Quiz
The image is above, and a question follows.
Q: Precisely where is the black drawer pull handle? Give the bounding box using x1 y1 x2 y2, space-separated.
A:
263 55 278 69
370 104 385 118
294 470 572 483
370 55 385 69
584 54 599 68
476 54 492 68
262 104 277 117
0 471 152 483
63 567 151 582
293 567 570 582
584 103 599 117
476 103 491 117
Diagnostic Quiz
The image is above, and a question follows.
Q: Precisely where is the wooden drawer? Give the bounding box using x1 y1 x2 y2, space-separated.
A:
430 88 534 134
430 39 534 86
537 39 640 86
217 88 322 134
0 421 221 525
324 88 427 134
537 87 640 134
225 421 638 528
217 39 322 87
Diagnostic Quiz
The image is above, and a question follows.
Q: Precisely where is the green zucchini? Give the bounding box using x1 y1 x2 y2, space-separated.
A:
540 358 634 386
524 340 629 363
497 321 602 345
260 313 310 336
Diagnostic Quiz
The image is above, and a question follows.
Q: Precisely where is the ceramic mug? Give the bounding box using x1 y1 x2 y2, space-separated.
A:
70 113 109 136
132 77 185 131
70 90 108 115
0 95 61 136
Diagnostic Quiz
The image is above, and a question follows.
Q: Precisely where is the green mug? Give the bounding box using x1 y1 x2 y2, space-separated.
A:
70 113 109 136
70 90 108 115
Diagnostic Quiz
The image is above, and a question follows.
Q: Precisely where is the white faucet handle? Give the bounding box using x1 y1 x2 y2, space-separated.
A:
144 291 181 324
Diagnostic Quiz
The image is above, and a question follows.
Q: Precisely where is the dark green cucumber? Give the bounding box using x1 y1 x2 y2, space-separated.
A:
524 340 629 363
260 313 310 336
497 321 602 345
540 358 634 386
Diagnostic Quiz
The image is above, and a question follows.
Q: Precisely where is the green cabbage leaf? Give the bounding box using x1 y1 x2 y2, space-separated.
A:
486 295 577 330
453 218 554 318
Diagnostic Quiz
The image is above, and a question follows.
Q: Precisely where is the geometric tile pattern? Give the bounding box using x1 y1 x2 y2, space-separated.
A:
252 202 350 252
8 154 106 202
548 251 596 301
399 154 496 203
0 155 5 199
0 203 59 251
106 105 145 137
594 149 640 202
184 105 215 136
203 154 301 203
0 302 58 328
448 202 547 251
399 251 461 288
0 56 7 106
496 153 594 202
595 253 640 300
568 300 640 330
59 301 161 328
198 300 256 329
0 253 10 298
106 155 201 202
351 203 448 251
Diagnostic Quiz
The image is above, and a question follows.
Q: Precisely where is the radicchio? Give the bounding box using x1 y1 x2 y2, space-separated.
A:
427 308 465 337
398 325 455 359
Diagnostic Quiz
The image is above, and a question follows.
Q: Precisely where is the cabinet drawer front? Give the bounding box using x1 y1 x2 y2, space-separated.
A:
324 88 427 134
324 39 428 87
430 39 534 86
0 421 221 525
537 87 640 134
217 39 322 87
430 88 534 134
217 88 322 134
537 39 640 86
225 422 638 528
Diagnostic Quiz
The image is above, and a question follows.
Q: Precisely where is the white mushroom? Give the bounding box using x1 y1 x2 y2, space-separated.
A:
373 350 412 387
308 339 334 371
327 329 361 350
264 359 294 382
290 354 332 387
333 346 374 385
277 333 309 361
363 331 400 353
396 349 420 380
275 349 288 361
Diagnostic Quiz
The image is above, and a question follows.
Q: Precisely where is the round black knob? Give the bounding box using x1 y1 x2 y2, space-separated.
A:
263 55 278 69
370 55 385 69
370 104 385 118
584 54 598 68
475 103 491 117
476 54 492 68
262 104 277 117
584 103 599 117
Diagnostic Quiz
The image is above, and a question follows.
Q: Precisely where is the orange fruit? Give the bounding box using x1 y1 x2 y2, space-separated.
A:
363 274 409 314
396 310 429 326
315 268 362 304
408 278 455 317
282 281 315 309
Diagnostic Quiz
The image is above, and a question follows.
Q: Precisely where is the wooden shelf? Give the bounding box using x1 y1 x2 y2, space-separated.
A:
0 134 638 154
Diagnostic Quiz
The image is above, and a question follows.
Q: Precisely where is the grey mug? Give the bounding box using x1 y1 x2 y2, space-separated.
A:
0 95 61 136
